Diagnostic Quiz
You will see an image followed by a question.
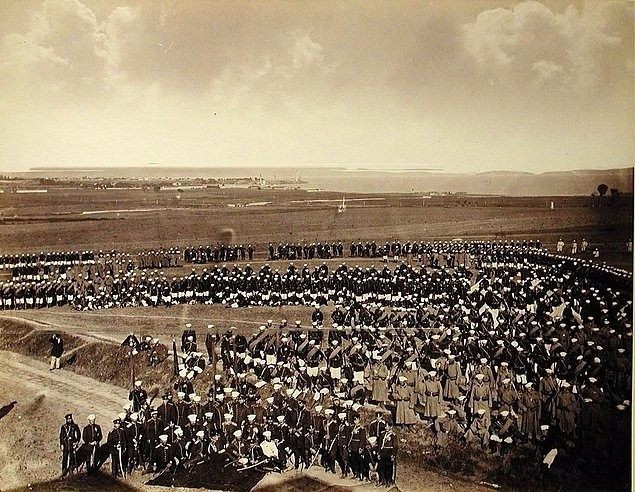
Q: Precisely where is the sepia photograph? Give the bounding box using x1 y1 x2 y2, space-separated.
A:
0 1 632 491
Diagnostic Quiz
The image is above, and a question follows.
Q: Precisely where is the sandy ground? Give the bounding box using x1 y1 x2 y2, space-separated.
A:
0 349 490 492
0 350 128 490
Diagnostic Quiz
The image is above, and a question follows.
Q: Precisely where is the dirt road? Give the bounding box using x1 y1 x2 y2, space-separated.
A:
0 350 128 421
0 350 129 490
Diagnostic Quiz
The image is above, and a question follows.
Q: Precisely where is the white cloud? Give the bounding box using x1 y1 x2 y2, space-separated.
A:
291 35 324 68
532 59 564 85
0 0 107 98
461 1 630 93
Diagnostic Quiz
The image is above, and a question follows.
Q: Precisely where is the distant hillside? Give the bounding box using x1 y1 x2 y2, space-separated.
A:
407 167 634 196
16 166 635 196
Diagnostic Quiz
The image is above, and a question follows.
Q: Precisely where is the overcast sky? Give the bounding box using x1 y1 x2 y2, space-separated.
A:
0 0 632 172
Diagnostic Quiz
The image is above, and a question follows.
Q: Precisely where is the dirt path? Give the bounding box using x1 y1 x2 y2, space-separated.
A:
0 351 129 490
0 350 128 424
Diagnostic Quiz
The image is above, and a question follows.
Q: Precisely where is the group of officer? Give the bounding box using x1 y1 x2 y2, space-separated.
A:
268 242 345 261
59 376 398 486
184 244 254 263
136 249 182 269
349 239 543 265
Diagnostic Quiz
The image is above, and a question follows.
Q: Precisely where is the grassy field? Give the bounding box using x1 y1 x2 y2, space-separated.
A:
0 188 632 271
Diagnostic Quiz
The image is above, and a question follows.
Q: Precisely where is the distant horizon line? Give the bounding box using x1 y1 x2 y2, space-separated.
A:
15 165 635 176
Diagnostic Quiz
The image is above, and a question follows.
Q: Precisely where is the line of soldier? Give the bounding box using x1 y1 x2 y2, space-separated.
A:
136 249 182 269
184 244 254 264
106 239 630 464
0 251 95 270
2 243 630 312
349 239 543 261
268 242 345 261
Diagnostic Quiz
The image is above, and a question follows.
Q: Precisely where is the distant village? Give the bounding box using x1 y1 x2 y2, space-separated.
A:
0 175 307 194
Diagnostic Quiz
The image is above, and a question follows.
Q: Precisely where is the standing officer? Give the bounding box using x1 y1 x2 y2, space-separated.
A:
107 418 128 477
50 334 64 371
378 423 397 486
59 413 81 476
129 380 148 412
82 414 102 474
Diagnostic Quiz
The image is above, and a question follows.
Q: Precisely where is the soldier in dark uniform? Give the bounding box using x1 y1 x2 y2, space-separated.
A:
368 410 387 440
378 423 397 486
125 413 144 473
348 414 367 479
129 380 148 412
59 413 81 476
335 412 351 477
106 418 127 477
81 414 102 474
152 434 173 472
143 408 162 469
157 393 177 425
321 409 338 473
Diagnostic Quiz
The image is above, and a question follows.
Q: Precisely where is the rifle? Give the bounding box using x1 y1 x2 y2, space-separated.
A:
90 443 97 470
307 447 321 469
186 457 208 474
153 461 173 480
117 444 126 478
147 388 160 408
172 337 178 377
223 456 243 468
129 346 135 391
237 458 268 472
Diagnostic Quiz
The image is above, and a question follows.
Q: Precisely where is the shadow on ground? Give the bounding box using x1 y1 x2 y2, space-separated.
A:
5 472 139 491
0 400 17 421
